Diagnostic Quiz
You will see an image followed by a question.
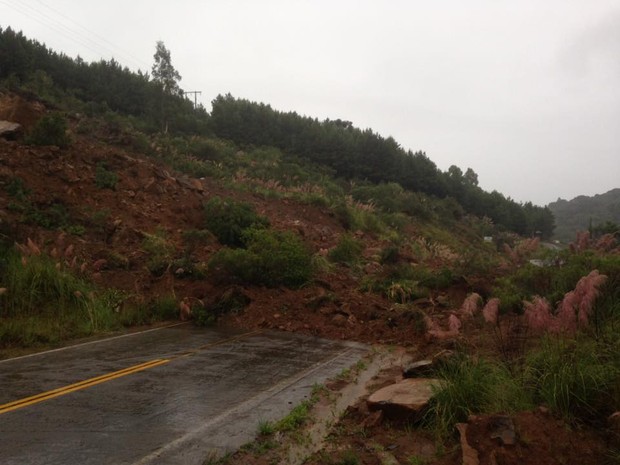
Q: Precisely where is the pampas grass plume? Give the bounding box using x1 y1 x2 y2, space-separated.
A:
482 298 500 324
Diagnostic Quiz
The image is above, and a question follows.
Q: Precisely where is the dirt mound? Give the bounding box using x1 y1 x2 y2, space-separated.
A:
0 93 45 129
462 410 607 465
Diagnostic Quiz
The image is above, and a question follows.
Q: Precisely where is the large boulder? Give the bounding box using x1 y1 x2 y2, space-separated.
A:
367 378 441 420
0 120 21 139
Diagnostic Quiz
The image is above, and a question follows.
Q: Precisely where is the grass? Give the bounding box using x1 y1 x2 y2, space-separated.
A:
142 229 174 276
423 353 532 440
0 249 179 349
257 420 275 436
525 336 620 423
338 450 361 465
407 456 428 465
328 233 364 266
275 400 313 432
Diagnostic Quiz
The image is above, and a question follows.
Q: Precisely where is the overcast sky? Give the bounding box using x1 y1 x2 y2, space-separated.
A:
1 0 619 206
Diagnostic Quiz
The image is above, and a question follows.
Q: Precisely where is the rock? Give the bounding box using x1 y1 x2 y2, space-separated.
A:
376 451 400 465
367 378 441 420
412 297 433 308
489 415 516 446
331 314 348 327
456 423 480 465
402 360 433 378
208 286 251 316
0 120 21 139
361 410 384 429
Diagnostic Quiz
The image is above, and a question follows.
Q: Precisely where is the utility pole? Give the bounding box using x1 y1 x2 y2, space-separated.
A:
182 90 202 108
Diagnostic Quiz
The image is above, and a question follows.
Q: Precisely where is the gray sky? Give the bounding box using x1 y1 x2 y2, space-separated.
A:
1 0 619 206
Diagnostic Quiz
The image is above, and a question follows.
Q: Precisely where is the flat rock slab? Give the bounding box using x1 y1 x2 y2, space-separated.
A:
0 120 21 138
367 378 441 420
402 359 433 378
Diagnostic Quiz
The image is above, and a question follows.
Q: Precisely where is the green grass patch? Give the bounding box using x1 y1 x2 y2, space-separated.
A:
424 354 532 440
525 336 620 423
328 233 364 266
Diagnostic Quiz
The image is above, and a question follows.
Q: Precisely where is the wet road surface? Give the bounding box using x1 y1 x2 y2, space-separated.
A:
0 323 368 464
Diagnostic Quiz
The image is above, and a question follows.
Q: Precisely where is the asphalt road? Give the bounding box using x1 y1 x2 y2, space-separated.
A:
0 323 368 465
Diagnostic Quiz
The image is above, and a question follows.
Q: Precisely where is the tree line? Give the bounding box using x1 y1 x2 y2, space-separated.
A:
209 94 555 237
0 27 554 237
0 27 208 133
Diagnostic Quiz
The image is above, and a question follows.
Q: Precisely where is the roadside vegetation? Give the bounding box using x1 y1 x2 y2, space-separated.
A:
2 25 620 464
0 240 178 350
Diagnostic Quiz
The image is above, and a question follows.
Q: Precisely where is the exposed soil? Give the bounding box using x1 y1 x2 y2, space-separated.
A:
0 94 465 349
0 94 615 465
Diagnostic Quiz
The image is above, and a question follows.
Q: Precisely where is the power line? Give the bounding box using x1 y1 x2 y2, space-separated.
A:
0 0 115 60
0 0 150 71
32 0 150 70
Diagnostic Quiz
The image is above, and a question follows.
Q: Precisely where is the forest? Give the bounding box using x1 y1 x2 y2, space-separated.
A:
0 26 554 238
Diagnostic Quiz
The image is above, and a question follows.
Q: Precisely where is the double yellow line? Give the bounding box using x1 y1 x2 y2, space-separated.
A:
0 359 170 415
0 330 261 416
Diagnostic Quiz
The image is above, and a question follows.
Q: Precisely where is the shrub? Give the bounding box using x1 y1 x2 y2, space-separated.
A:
328 233 363 266
25 113 71 148
203 196 269 247
150 295 179 320
208 229 313 287
142 230 174 276
351 182 404 213
95 162 119 190
380 244 400 264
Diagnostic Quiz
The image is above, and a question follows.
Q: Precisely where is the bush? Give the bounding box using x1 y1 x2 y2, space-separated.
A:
328 233 363 266
25 113 71 148
208 229 313 287
203 196 269 247
351 182 404 213
95 162 119 190
142 230 174 276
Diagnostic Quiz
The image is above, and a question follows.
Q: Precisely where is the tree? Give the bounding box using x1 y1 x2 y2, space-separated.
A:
151 41 181 95
151 41 181 132
464 167 479 186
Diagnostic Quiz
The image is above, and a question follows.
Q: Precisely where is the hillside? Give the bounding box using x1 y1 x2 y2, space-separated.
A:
0 91 502 350
0 26 555 239
2 30 620 465
548 189 620 242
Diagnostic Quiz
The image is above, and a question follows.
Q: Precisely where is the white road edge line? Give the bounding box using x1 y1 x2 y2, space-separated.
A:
133 346 366 465
0 322 189 364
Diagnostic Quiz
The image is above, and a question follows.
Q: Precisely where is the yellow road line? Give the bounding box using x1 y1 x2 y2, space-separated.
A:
0 359 169 415
0 330 262 415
